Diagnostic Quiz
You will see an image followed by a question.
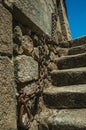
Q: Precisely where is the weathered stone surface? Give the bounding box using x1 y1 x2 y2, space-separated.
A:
3 0 14 8
22 82 36 95
14 55 38 83
44 45 49 56
0 3 12 54
43 85 86 108
13 25 22 45
13 43 23 55
51 67 86 86
22 35 34 56
56 53 86 69
59 36 86 48
39 109 86 130
47 62 58 71
56 47 68 57
32 47 39 61
59 41 70 48
70 36 86 47
0 56 17 130
13 0 52 36
50 52 58 62
32 34 39 46
68 44 86 55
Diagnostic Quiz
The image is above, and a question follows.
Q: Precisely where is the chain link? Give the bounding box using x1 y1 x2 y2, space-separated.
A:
18 6 57 129
18 34 47 129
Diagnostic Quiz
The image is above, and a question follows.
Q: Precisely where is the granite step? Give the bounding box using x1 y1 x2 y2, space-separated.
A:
68 44 86 55
59 36 86 48
55 53 86 69
39 109 86 130
43 85 86 108
51 67 86 86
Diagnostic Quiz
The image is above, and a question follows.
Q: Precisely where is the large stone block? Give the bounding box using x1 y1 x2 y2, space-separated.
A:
0 56 17 130
0 4 13 54
13 0 52 36
14 55 38 83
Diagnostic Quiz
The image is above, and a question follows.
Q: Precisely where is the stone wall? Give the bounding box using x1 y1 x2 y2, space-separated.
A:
3 0 56 36
13 23 68 129
0 3 17 130
3 0 71 41
0 0 71 129
56 0 72 42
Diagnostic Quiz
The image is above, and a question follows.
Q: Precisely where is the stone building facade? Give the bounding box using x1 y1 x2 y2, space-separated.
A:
1 0 86 130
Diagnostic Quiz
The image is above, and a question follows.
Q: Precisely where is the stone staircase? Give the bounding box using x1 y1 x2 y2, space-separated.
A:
38 38 86 130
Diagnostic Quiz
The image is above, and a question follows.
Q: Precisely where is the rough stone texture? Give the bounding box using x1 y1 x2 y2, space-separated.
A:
3 0 14 8
14 55 38 83
47 62 58 71
13 25 22 45
1 1 86 130
50 52 58 62
43 85 86 108
56 47 68 57
3 0 71 41
39 109 86 130
13 0 52 36
56 53 86 69
57 0 72 41
0 3 13 54
0 56 17 130
70 36 86 47
32 47 39 61
68 44 86 55
23 82 37 95
22 35 34 56
13 43 23 55
59 36 86 48
51 67 86 86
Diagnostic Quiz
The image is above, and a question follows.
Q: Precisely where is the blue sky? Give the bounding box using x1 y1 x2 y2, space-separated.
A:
66 0 86 39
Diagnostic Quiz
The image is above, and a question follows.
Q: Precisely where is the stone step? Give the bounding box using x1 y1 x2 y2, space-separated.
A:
59 36 86 48
68 44 86 55
39 109 86 130
51 67 86 86
43 85 86 108
55 53 86 70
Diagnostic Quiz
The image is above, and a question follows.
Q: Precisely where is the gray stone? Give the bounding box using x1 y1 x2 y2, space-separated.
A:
0 56 17 130
22 35 34 56
3 0 14 8
32 34 39 46
45 45 49 56
0 3 13 54
59 36 86 48
56 53 86 69
39 109 86 130
68 44 86 55
14 55 38 83
70 36 86 47
43 85 86 108
51 67 86 86
13 43 23 55
47 62 58 71
13 0 52 36
50 52 58 62
22 82 36 95
56 47 68 57
13 26 22 45
32 47 39 61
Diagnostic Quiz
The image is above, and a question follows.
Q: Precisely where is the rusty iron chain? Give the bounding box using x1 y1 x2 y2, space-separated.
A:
18 34 47 129
18 6 57 129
